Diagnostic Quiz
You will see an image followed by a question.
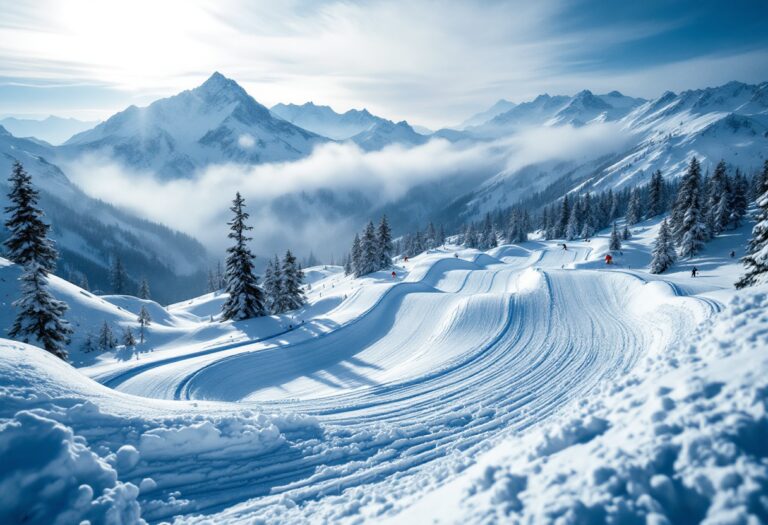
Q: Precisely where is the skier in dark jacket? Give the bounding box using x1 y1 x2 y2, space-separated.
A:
691 267 698 277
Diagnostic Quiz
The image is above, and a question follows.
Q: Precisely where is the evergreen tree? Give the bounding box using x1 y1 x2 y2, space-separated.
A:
425 222 437 249
110 256 128 294
622 224 632 240
137 306 151 344
278 250 306 312
80 274 90 292
351 233 362 275
650 219 677 274
98 321 117 351
357 221 379 275
729 170 748 229
647 170 664 218
626 188 641 225
221 192 265 320
673 158 707 257
377 215 394 269
343 254 352 276
81 333 96 353
122 327 137 347
736 161 768 288
437 224 446 246
138 278 151 300
565 203 579 241
609 222 621 251
263 254 282 314
9 261 72 359
3 162 58 272
556 195 570 238
705 160 728 236
464 223 478 248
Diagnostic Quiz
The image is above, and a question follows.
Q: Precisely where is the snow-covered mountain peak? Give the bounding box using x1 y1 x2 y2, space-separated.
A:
61 73 325 178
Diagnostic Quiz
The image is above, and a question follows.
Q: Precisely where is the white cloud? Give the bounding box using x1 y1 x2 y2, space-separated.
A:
0 0 726 127
63 123 633 260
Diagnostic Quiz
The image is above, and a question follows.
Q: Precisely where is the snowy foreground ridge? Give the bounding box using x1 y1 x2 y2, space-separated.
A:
1 220 767 524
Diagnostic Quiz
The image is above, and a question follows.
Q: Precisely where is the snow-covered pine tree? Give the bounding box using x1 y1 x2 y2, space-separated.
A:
425 222 437 250
98 321 117 351
137 306 151 344
673 157 707 257
622 224 632 240
122 327 137 347
81 333 96 353
110 256 128 294
263 254 282 313
736 160 768 288
343 254 352 276
278 250 306 312
626 188 641 225
377 215 393 269
358 221 379 275
351 234 362 275
221 192 265 320
139 278 151 300
650 219 676 274
647 170 664 218
705 160 728 236
556 194 570 238
438 224 446 246
464 223 477 248
3 161 58 272
9 261 73 359
609 222 621 251
729 170 748 229
565 203 579 241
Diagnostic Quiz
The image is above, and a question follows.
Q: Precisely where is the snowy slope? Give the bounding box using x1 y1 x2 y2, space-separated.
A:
1 212 763 523
61 73 327 179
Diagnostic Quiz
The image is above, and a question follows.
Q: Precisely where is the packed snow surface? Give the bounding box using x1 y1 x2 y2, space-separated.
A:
1 218 766 524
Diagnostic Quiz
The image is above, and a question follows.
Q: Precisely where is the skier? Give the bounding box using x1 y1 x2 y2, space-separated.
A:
691 266 698 278
454 253 459 258
391 271 396 279
404 256 409 263
562 243 567 251
730 250 735 258
605 254 613 265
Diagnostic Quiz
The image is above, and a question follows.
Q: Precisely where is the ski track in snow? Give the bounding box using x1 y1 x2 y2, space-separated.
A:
82 244 721 521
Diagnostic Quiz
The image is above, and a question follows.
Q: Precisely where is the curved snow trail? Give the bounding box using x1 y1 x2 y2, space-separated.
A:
95 246 720 522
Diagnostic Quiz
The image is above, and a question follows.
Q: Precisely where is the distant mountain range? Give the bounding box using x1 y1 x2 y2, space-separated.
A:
270 101 427 150
0 125 207 303
0 116 99 145
458 81 768 217
0 73 765 287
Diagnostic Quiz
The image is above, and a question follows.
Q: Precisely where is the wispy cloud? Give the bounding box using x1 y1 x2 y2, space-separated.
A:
3 0 764 126
63 123 633 259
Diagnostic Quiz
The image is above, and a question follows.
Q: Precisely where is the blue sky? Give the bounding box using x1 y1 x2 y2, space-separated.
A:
0 0 766 127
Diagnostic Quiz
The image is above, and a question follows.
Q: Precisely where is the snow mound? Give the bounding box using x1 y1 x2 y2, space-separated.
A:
0 411 143 525
0 340 320 523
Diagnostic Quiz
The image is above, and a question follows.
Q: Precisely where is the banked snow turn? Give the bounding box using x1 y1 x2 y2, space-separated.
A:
66 242 720 522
